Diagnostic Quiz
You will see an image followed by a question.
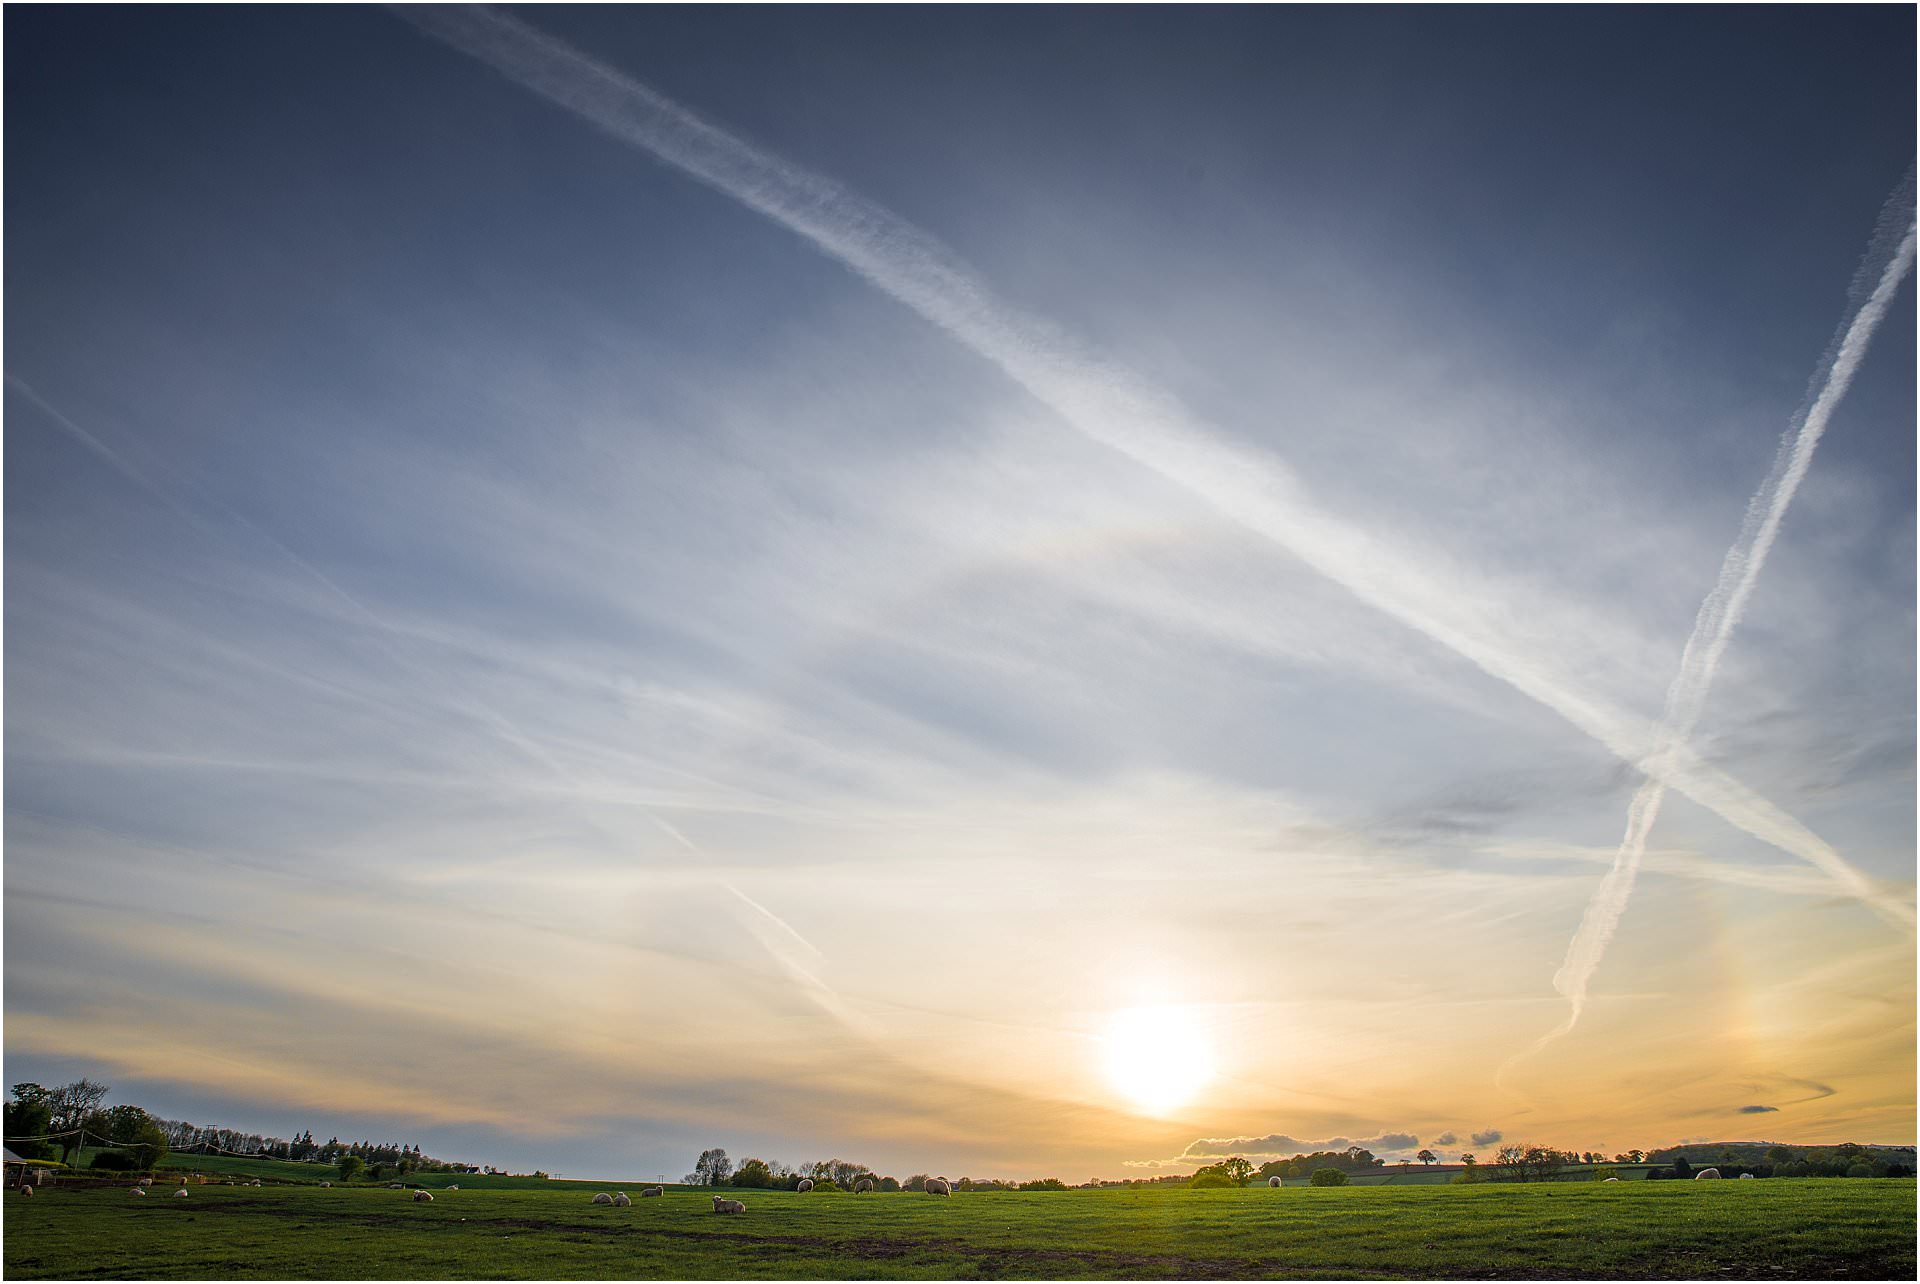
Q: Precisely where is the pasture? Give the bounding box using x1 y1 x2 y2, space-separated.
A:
5 1178 1912 1278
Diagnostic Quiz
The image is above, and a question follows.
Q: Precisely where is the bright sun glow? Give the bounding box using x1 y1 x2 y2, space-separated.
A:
1103 1005 1215 1116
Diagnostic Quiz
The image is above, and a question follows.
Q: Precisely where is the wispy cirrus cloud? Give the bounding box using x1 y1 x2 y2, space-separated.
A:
397 3 1896 924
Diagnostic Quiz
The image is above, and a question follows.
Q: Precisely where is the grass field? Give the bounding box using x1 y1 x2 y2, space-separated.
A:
5 1178 1912 1279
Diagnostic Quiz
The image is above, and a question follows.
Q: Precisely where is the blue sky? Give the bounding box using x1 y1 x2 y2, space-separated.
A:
5 5 1914 1181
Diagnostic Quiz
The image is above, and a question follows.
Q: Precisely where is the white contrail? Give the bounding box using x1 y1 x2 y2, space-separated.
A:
1502 179 1917 1077
400 5 1908 921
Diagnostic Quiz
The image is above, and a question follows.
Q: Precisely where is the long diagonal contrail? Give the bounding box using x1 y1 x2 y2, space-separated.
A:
1503 179 1918 1072
399 5 1909 924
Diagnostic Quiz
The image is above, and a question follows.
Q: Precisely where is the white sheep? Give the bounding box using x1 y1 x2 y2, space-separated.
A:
854 1179 875 1194
389 1182 404 1189
797 1179 814 1193
180 1177 189 1185
130 1187 146 1196
640 1187 664 1197
711 1195 745 1214
592 1192 614 1204
1695 1168 1721 1180
1603 1177 1620 1182
320 1182 331 1188
613 1192 631 1206
1268 1176 1282 1187
924 1178 951 1197
250 1180 262 1187
138 1177 153 1187
447 1184 459 1191
173 1189 188 1199
1738 1173 1755 1180
19 1185 31 1198
413 1190 434 1202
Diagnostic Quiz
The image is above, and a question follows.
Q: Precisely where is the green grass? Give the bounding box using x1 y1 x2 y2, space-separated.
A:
6 1178 1912 1278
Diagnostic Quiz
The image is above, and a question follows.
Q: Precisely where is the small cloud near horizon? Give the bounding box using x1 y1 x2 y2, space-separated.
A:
1471 1129 1504 1147
1738 1105 1780 1114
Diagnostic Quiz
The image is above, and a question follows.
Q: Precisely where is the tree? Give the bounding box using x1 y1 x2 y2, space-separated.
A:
91 1107 168 1170
1492 1144 1562 1183
50 1078 110 1132
1217 1157 1254 1187
1416 1149 1437 1167
1309 1168 1349 1187
1671 1156 1693 1180
686 1149 732 1186
731 1158 774 1188
1190 1170 1236 1189
337 1155 366 1182
1460 1153 1475 1168
806 1158 879 1190
6 1085 55 1160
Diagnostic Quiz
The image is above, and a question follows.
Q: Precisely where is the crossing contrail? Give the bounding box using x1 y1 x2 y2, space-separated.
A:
1509 177 1918 1067
398 5 1909 925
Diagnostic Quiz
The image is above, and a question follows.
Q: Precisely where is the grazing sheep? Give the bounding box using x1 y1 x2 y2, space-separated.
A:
413 1190 434 1202
447 1184 458 1191
592 1192 614 1204
173 1189 188 1199
854 1179 875 1194
924 1178 951 1197
1268 1176 1282 1187
180 1177 189 1185
1603 1177 1620 1182
389 1182 404 1189
320 1182 330 1188
711 1196 745 1214
613 1192 631 1206
131 1187 146 1196
1695 1168 1721 1180
1738 1173 1755 1180
797 1179 814 1193
19 1186 31 1197
640 1187 664 1197
250 1180 263 1187
138 1177 153 1187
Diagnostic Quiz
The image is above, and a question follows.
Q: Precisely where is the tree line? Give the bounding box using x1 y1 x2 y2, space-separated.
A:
686 1149 1068 1192
6 1079 482 1180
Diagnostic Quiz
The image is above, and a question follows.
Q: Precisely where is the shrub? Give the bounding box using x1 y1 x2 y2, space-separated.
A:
1450 1167 1487 1184
1309 1168 1349 1187
1846 1163 1873 1178
1018 1178 1067 1191
88 1149 138 1172
1189 1171 1235 1189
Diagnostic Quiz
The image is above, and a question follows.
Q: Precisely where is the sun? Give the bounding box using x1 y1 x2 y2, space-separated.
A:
1103 1005 1215 1116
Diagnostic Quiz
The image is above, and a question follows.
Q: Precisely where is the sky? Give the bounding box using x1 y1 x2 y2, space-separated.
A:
4 4 1915 1183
